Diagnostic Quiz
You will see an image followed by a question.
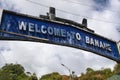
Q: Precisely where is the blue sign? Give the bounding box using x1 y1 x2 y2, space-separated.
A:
0 11 120 62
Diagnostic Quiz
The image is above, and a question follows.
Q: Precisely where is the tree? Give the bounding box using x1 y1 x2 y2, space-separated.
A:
2 63 25 75
114 63 120 74
30 73 38 80
86 68 94 74
0 63 30 80
40 72 62 80
80 67 114 80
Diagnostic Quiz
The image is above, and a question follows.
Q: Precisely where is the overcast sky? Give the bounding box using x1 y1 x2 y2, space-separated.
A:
0 0 120 77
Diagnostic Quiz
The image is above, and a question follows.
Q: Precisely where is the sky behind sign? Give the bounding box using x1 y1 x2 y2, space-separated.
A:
0 0 120 77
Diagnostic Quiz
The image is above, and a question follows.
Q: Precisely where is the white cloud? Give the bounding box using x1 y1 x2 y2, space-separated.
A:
1 41 116 77
0 0 120 77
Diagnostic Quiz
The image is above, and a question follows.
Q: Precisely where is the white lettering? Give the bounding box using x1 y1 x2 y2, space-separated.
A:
29 23 34 32
61 29 66 37
85 36 112 51
94 39 99 47
54 28 61 37
18 21 27 31
100 41 104 49
86 36 90 44
76 33 81 41
35 24 41 33
41 25 47 34
90 38 94 45
48 27 53 35
105 44 112 51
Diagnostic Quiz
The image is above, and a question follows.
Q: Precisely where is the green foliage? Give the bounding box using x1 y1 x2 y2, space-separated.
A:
40 72 62 80
1 63 25 75
86 68 94 74
30 73 38 80
0 63 35 80
40 63 120 80
0 63 120 80
79 68 114 80
113 63 120 74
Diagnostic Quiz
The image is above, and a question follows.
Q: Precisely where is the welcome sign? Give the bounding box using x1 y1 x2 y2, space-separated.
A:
0 10 120 62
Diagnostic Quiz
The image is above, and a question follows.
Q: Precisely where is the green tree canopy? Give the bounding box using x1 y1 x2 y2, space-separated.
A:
0 63 31 80
114 63 120 74
40 72 62 80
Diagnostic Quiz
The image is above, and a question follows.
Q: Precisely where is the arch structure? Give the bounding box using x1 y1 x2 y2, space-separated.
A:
0 9 120 63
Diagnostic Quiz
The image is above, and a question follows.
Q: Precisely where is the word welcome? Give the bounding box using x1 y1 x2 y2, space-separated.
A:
18 21 81 41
